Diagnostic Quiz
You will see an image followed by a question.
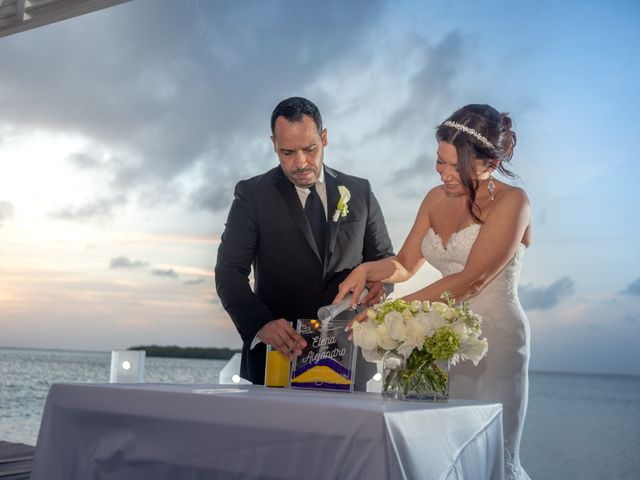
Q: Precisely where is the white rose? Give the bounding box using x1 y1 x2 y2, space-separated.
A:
396 316 429 358
442 307 456 321
410 300 422 313
376 323 399 350
460 337 489 366
424 310 446 335
422 301 431 312
450 320 468 341
405 315 428 343
384 311 407 342
352 320 378 351
431 301 448 315
361 347 383 363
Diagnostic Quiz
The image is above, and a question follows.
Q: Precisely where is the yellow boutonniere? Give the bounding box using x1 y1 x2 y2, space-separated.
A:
332 185 351 222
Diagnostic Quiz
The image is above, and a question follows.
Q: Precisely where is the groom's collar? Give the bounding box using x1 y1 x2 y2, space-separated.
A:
323 164 338 180
317 165 326 184
274 164 337 186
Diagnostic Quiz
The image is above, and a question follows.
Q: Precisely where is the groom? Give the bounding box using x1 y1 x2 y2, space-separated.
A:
215 97 393 389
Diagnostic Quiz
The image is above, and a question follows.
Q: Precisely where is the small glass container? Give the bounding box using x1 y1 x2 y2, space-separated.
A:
265 344 291 387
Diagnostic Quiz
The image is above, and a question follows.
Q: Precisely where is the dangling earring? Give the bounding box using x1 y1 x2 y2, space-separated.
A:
487 175 495 201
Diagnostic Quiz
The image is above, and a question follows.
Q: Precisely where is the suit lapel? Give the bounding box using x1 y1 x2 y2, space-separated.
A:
273 167 323 263
325 167 342 266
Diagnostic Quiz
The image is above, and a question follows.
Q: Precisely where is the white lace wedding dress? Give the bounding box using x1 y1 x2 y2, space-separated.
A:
422 223 531 480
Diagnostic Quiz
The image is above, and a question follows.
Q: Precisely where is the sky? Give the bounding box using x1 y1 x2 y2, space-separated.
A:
1 0 639 376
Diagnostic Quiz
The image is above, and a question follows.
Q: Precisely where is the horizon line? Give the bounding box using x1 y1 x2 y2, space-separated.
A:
1 345 638 379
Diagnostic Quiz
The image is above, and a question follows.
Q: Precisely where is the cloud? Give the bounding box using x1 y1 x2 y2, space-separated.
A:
184 277 206 286
387 153 434 185
374 31 468 140
526 292 640 376
49 195 127 222
109 256 149 270
0 0 385 212
621 278 640 296
67 149 105 170
0 201 14 227
190 176 238 213
151 268 179 279
519 276 575 310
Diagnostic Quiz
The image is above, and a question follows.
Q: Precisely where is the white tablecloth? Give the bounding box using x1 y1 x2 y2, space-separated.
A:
31 383 504 480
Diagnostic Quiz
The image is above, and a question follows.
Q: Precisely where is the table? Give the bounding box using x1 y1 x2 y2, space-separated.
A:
31 384 504 479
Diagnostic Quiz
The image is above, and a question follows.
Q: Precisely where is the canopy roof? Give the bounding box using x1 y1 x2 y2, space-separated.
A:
0 0 130 38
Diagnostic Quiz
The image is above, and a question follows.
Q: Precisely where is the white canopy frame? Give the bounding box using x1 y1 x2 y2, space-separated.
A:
0 0 131 38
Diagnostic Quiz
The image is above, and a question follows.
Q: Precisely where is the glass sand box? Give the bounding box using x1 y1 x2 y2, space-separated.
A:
289 318 356 392
265 290 368 390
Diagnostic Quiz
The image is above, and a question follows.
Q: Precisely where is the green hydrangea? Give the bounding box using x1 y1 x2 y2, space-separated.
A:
372 298 411 324
425 326 461 360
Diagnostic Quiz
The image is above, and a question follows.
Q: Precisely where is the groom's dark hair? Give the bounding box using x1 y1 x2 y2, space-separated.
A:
270 97 323 134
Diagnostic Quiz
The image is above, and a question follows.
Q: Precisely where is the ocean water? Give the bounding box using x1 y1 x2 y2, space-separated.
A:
521 371 640 480
0 348 225 447
1 348 639 479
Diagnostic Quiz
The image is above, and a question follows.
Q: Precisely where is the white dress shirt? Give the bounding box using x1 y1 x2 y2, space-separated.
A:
294 166 327 219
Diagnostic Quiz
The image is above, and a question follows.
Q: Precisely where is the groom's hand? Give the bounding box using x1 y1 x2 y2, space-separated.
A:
257 319 307 360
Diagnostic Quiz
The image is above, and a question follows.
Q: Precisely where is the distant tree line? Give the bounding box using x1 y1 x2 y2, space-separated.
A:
128 345 240 360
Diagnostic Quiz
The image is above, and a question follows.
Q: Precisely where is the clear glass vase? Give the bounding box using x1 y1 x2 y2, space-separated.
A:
403 359 450 402
382 351 450 402
381 351 406 400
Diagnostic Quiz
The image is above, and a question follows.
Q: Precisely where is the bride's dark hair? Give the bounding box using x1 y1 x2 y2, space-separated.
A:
436 104 517 223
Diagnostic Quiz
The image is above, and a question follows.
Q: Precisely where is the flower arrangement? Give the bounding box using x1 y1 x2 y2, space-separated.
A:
351 292 488 400
332 185 350 222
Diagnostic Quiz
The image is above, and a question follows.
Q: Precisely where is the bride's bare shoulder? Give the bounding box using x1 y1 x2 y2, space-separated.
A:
405 187 442 226
418 186 445 212
425 185 446 202
499 184 529 206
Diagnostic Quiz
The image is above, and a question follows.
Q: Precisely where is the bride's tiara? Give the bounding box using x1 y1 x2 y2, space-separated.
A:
442 121 494 149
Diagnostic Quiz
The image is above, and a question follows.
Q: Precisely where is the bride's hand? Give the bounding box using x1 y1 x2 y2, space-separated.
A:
333 264 369 309
345 308 371 333
362 281 385 307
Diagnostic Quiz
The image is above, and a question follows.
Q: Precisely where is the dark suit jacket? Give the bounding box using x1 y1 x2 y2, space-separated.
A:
215 165 394 384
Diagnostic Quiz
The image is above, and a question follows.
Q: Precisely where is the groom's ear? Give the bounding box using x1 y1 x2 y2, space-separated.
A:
321 129 328 147
271 135 277 152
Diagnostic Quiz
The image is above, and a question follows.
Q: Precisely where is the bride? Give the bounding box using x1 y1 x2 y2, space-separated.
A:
335 104 531 479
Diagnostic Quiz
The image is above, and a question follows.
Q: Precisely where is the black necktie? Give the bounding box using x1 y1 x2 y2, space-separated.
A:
305 185 326 260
